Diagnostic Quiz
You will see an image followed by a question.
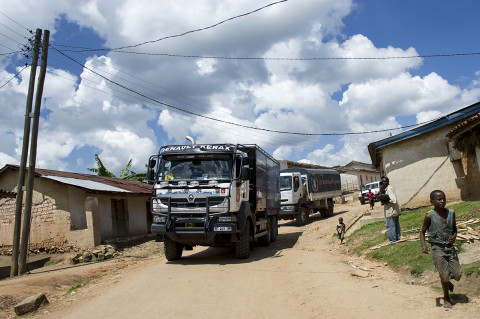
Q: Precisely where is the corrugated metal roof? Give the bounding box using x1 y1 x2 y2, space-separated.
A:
368 101 480 167
44 176 129 192
0 164 152 194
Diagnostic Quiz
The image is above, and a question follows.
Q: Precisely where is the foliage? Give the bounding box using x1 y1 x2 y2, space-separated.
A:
44 258 64 267
67 282 86 294
462 260 480 276
88 154 147 182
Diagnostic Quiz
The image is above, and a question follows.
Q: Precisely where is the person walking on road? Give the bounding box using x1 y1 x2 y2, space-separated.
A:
336 217 346 245
379 176 401 243
366 189 375 210
420 190 462 308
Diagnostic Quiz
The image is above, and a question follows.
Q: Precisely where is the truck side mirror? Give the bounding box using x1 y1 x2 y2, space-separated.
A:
147 167 155 183
241 166 250 181
148 158 156 168
293 176 300 191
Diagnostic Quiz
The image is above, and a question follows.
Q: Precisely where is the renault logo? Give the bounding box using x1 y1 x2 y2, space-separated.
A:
188 194 195 202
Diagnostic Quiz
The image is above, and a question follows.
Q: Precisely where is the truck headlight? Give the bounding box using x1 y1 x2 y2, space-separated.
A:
153 215 166 223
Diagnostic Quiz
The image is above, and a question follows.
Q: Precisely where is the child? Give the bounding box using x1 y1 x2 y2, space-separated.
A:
420 190 462 308
366 189 375 210
336 217 346 245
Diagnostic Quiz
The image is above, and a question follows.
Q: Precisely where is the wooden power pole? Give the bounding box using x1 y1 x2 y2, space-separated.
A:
18 29 50 275
10 28 42 277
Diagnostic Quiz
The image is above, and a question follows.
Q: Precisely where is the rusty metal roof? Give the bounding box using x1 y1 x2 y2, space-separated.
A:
446 112 480 139
0 165 151 195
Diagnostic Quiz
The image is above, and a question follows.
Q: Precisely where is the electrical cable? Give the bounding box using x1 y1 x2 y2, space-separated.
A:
52 47 427 137
51 0 290 53
0 65 28 89
0 10 33 34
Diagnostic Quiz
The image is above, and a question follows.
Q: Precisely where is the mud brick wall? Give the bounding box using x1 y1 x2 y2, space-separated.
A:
0 198 68 250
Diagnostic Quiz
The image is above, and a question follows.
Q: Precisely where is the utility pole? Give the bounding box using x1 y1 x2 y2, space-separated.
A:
18 29 50 275
10 28 42 277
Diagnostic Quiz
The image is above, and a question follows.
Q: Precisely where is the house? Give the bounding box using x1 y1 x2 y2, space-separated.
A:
336 161 380 191
0 164 152 250
368 101 480 209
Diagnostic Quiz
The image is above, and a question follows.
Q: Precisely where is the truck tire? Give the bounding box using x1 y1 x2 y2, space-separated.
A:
258 218 271 246
326 200 334 217
296 206 307 225
235 221 251 259
270 216 278 242
164 236 183 261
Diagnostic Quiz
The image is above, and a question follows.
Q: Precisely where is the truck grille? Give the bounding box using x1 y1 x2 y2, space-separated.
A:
159 197 226 208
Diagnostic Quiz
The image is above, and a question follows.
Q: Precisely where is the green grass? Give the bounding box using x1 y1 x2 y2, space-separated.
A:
67 282 86 294
44 258 64 267
462 260 480 276
348 201 480 275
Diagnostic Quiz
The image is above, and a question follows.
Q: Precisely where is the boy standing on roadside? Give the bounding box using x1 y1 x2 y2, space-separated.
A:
420 190 462 308
336 217 346 245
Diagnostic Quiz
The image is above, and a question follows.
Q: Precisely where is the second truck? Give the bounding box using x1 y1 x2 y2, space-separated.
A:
279 168 341 225
147 144 280 260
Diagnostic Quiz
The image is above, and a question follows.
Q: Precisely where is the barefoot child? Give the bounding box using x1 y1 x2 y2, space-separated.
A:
336 217 346 245
420 190 462 308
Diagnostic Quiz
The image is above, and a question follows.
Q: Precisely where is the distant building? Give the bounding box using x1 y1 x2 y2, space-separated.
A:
0 164 152 250
368 101 480 208
336 161 380 191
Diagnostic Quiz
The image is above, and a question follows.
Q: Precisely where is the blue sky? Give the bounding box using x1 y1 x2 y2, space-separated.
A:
1 0 479 176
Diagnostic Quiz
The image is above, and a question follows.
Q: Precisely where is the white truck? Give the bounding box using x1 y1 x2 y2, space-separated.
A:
279 168 341 225
147 144 280 260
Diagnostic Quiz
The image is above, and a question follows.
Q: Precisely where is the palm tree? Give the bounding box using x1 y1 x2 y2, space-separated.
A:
88 154 147 182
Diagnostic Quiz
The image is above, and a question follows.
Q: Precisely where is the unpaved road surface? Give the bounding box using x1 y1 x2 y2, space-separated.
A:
2 201 479 318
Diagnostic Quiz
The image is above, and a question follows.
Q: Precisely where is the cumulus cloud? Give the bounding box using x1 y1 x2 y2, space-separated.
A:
1 0 480 174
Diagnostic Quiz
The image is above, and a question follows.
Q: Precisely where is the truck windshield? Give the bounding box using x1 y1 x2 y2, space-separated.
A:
280 176 292 191
158 154 233 181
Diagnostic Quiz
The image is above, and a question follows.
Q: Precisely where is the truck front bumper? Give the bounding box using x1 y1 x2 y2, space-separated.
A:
279 205 298 219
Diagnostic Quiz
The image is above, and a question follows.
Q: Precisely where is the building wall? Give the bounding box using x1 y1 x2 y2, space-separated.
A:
127 197 149 235
464 149 480 198
1 168 150 249
340 172 358 191
357 171 380 187
381 125 466 209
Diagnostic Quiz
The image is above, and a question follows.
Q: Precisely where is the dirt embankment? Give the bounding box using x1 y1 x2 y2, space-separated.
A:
1 201 479 319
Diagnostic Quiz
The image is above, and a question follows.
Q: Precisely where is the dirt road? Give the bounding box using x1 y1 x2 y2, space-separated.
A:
4 201 480 318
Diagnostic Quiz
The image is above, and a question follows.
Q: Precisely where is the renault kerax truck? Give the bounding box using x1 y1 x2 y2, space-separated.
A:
147 144 280 260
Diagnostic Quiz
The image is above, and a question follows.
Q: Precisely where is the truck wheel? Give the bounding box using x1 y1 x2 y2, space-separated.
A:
258 219 271 246
308 208 315 218
296 207 307 225
235 222 251 259
164 236 183 261
326 200 334 217
270 216 278 242
319 209 327 218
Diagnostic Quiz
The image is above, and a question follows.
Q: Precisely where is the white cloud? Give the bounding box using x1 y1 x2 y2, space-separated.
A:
1 0 480 173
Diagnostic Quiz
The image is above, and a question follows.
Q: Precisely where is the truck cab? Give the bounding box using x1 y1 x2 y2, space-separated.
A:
147 144 280 260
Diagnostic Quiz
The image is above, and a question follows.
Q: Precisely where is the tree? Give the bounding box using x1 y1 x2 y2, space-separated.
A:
88 154 147 182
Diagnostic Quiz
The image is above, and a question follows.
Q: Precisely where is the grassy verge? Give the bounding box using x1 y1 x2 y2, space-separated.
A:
347 201 480 276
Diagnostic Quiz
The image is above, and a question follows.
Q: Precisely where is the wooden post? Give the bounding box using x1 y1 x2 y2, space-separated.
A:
10 28 42 277
18 29 49 275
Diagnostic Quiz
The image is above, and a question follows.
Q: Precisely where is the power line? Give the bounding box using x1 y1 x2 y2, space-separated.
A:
54 47 480 61
52 47 428 137
0 10 33 34
0 65 27 89
51 0 290 53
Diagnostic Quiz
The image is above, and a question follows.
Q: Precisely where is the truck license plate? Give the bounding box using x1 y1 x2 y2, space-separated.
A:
214 226 232 231
185 223 195 228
